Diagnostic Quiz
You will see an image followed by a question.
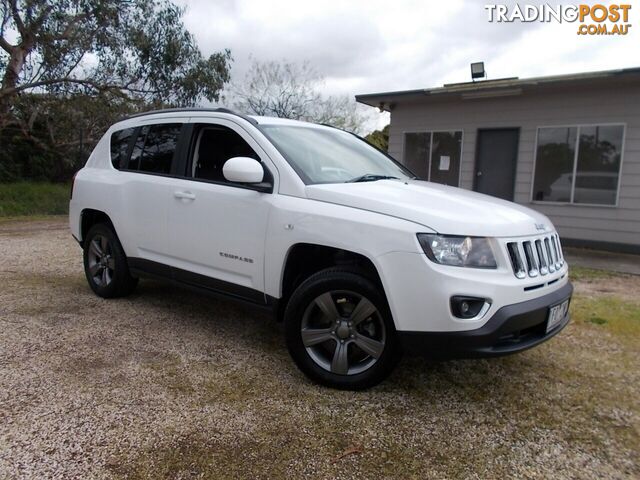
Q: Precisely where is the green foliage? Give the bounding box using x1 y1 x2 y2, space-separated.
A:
365 124 389 152
0 93 140 181
1 0 231 107
0 0 232 181
0 182 69 216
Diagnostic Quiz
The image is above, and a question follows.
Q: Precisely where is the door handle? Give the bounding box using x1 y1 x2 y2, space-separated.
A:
174 191 196 200
476 171 483 177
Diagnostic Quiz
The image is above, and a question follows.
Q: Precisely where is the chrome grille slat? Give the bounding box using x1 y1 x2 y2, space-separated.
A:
506 233 564 279
517 243 528 278
549 235 560 270
506 242 526 279
552 235 563 268
535 239 548 275
523 241 538 277
544 238 555 273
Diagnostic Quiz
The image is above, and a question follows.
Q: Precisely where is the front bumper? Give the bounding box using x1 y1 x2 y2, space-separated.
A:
398 281 573 358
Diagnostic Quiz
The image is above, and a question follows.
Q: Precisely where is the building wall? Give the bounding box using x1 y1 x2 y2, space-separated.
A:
387 82 640 247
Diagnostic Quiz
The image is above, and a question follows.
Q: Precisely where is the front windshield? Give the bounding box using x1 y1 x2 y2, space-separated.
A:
260 125 415 185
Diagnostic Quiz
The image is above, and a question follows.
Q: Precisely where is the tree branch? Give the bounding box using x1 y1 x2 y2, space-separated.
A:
1 1 11 36
32 4 53 32
8 0 26 38
0 35 13 53
0 76 163 97
59 12 89 40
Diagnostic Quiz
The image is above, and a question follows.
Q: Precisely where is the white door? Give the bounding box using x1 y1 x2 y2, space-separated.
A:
166 119 275 302
120 120 186 266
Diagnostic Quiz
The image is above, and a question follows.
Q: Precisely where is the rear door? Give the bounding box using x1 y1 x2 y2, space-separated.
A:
166 118 275 302
474 128 520 200
119 119 188 268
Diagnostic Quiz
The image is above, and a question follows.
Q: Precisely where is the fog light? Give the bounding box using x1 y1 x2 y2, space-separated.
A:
460 301 470 314
451 296 489 319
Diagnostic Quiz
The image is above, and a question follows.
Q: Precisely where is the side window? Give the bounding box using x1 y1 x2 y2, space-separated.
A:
110 127 135 169
125 123 182 174
192 126 260 183
128 126 149 171
139 124 182 174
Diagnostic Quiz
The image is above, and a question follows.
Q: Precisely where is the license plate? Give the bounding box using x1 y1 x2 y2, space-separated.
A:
547 299 569 333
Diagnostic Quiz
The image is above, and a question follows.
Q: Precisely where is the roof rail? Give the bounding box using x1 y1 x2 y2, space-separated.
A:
123 107 258 125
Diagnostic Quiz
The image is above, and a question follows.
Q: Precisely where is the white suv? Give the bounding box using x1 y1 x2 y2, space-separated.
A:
69 108 572 390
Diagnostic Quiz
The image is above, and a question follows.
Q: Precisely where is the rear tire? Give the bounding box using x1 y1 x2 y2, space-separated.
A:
284 267 399 390
83 223 138 298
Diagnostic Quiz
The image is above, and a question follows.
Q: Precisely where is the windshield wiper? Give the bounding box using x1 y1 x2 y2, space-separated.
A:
346 174 399 183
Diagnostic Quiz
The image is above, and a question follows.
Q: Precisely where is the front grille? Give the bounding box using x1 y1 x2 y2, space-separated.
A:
506 233 564 279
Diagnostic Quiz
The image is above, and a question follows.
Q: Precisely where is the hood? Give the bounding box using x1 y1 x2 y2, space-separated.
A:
305 179 552 237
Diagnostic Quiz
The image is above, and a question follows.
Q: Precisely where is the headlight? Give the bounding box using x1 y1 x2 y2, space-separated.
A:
417 234 497 268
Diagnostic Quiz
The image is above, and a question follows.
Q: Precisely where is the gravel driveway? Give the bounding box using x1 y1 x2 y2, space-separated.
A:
1 218 638 479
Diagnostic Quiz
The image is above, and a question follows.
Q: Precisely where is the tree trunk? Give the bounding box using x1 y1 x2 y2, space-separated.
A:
0 46 28 121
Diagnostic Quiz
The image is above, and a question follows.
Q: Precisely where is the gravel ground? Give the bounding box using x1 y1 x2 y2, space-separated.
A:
1 218 638 479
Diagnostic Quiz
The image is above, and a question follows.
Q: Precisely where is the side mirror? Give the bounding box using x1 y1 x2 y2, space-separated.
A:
223 157 264 184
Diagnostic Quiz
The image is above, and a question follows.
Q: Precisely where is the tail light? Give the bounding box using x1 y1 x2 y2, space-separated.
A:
70 171 78 200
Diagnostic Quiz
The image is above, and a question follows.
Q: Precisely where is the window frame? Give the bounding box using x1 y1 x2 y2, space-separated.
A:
136 123 184 176
116 120 189 179
183 121 275 194
530 123 626 208
124 125 149 172
402 129 464 186
109 127 137 170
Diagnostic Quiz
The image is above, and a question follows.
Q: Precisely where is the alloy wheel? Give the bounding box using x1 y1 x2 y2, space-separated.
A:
87 235 115 287
300 290 386 375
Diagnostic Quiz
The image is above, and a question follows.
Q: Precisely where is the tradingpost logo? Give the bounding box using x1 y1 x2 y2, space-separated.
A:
485 3 632 35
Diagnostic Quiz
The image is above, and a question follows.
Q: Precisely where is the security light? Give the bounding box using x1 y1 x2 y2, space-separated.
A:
471 62 486 80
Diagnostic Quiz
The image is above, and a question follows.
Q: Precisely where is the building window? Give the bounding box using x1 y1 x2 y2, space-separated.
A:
404 131 462 186
532 124 624 206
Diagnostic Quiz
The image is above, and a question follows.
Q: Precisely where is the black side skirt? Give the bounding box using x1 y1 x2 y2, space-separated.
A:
128 257 277 312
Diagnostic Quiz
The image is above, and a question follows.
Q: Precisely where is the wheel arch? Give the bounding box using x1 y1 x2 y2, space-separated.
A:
277 243 387 320
80 209 116 245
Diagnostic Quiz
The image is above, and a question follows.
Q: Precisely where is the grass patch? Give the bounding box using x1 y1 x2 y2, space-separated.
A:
588 316 608 325
569 266 616 282
0 181 69 216
571 294 640 338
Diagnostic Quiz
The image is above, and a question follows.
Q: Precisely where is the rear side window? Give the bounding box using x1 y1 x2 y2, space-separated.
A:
128 126 148 171
139 124 182 174
110 128 135 169
126 123 182 174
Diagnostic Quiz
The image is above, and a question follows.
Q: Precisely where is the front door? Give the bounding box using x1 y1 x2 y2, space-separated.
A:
166 118 274 303
474 128 519 200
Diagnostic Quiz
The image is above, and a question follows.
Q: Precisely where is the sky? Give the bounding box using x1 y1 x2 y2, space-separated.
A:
176 0 638 130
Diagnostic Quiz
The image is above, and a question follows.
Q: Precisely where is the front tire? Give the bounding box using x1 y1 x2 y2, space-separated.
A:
284 268 399 390
83 223 138 298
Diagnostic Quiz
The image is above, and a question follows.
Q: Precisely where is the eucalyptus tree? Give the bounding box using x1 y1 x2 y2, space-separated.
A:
0 0 231 122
